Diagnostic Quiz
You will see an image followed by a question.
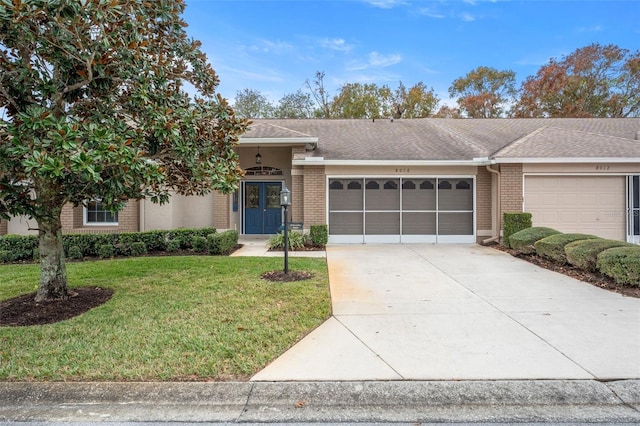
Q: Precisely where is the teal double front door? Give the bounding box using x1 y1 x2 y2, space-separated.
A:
244 181 283 234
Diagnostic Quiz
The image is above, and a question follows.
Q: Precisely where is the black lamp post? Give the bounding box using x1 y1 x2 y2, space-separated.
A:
280 185 291 274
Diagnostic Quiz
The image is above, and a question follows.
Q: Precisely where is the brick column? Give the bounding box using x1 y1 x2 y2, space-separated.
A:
303 165 326 227
476 166 493 233
0 219 7 235
212 191 230 230
291 167 304 223
499 163 524 229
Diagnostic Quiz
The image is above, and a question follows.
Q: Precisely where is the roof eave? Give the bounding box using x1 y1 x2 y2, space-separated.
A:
292 158 492 166
493 157 640 164
239 137 318 147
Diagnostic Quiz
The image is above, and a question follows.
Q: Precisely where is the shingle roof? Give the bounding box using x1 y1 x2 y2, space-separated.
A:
242 118 640 162
493 126 640 159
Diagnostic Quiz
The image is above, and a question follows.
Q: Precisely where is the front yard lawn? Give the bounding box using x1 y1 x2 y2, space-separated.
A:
0 256 331 381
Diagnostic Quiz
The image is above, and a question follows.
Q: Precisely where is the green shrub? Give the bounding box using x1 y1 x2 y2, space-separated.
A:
597 246 640 286
565 239 631 272
129 242 147 256
97 244 115 259
67 245 83 260
167 228 216 249
192 236 207 253
115 243 130 256
0 250 12 263
503 212 532 246
508 227 561 254
32 247 40 261
166 239 181 253
534 233 599 264
267 231 307 251
207 230 238 255
309 224 328 246
0 234 38 261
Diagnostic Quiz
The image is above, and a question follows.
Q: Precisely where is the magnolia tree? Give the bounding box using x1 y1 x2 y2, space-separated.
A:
0 0 247 302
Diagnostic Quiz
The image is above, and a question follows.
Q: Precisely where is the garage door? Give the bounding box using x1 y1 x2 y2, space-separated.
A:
524 175 626 241
328 177 475 243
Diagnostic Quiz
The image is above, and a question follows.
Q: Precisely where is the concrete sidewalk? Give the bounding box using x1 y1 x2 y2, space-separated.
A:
253 244 640 381
230 235 326 258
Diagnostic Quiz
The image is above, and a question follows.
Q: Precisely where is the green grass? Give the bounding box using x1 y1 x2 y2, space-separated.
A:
0 256 331 381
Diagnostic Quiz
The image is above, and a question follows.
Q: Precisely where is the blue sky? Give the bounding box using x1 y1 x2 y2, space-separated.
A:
183 0 640 107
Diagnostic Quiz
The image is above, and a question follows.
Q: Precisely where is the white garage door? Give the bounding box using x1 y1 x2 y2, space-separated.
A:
328 177 475 244
524 175 626 241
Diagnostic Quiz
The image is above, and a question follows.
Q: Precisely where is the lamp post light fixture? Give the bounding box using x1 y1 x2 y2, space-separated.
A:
280 186 291 274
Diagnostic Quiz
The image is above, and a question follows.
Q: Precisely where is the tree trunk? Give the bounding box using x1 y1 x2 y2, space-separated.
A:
35 210 70 302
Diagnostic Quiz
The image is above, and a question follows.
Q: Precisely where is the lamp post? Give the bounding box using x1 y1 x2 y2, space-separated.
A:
280 186 291 274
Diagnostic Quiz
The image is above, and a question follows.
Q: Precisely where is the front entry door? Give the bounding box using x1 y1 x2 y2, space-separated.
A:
244 182 282 234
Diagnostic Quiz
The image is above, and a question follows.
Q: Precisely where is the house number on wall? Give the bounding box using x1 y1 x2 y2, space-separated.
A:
595 165 610 171
395 168 411 173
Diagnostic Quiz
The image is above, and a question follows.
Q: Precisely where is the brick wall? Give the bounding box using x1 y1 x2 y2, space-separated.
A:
212 191 230 229
61 200 139 233
0 219 7 235
302 165 326 226
291 167 304 223
476 166 492 232
500 163 524 228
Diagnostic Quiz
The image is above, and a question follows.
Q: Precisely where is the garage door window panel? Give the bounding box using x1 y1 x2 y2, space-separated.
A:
330 179 363 211
402 212 436 234
366 212 400 235
438 212 473 235
439 179 473 211
365 179 399 210
329 212 364 235
403 179 436 210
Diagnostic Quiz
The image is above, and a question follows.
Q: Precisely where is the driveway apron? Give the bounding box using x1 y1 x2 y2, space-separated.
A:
251 244 640 381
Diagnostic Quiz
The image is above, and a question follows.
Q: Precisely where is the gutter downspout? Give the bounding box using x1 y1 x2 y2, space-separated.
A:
483 164 501 245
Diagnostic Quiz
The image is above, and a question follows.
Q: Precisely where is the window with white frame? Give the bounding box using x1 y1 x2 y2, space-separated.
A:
84 200 118 225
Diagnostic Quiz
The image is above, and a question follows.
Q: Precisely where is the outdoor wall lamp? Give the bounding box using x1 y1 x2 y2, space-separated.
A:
255 147 262 164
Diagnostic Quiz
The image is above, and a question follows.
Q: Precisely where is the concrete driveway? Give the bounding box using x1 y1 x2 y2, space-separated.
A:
252 244 640 381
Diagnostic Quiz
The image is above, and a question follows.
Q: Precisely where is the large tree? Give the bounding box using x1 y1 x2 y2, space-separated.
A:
514 43 640 118
449 66 517 118
0 0 247 302
331 82 386 119
233 88 274 118
274 90 315 118
388 81 440 119
305 70 332 118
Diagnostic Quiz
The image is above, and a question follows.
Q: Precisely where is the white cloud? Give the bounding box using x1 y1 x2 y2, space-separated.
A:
320 38 353 52
248 39 293 54
366 0 408 9
347 51 402 71
576 25 603 33
460 12 476 22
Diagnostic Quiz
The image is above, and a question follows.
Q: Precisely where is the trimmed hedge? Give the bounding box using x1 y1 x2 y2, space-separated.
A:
503 212 532 246
0 234 38 261
565 239 631 272
309 225 328 246
508 226 561 254
534 233 599 264
207 230 238 255
597 246 640 286
0 227 221 263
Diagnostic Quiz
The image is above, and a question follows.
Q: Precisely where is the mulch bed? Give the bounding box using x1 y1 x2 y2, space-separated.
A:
492 244 640 298
0 287 114 327
261 270 313 282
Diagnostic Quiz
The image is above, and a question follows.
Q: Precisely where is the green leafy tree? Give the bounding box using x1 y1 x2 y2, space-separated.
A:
331 82 385 119
388 81 440 119
449 66 517 118
274 90 314 118
233 88 274 118
0 0 247 302
514 43 640 118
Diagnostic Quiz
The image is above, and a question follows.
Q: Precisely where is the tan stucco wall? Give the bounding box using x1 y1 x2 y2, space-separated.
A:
142 194 214 231
6 215 37 235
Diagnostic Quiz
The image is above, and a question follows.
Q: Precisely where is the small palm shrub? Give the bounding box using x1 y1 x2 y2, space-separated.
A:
268 231 307 250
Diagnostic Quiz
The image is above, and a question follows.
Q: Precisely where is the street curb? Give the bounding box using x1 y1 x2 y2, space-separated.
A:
1 380 639 423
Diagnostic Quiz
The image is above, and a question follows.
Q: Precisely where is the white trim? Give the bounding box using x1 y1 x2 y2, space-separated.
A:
295 159 489 166
239 137 317 146
83 203 118 226
365 235 402 243
328 235 364 244
496 157 640 164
